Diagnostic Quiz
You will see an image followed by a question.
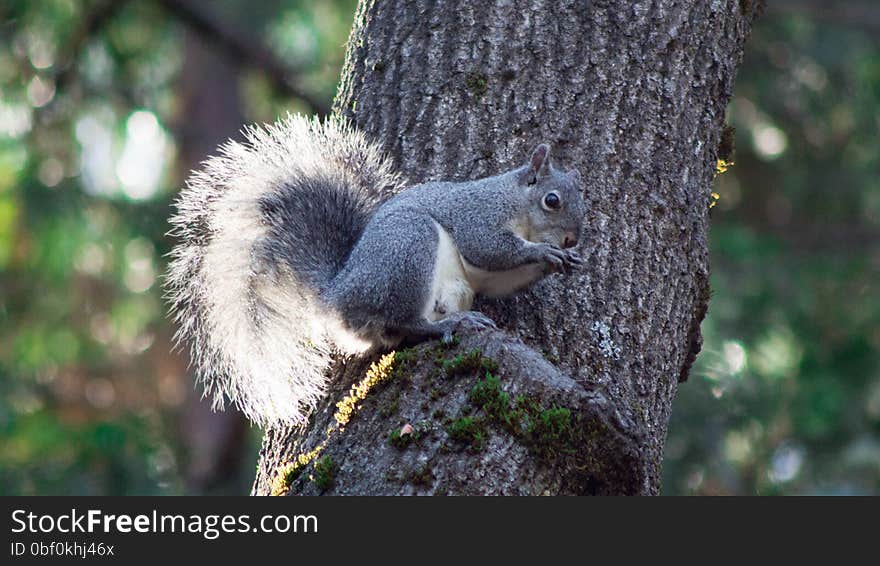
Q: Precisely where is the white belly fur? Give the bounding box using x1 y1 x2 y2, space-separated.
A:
425 223 547 321
424 222 475 321
462 260 545 298
465 215 546 297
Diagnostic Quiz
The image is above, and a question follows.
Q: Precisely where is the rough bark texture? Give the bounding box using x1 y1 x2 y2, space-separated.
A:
253 0 760 495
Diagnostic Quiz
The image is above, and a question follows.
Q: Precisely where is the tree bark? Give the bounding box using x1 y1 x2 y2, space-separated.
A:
253 0 760 495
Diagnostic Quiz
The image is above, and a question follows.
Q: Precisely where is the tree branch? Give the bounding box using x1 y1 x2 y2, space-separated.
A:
40 0 329 122
767 0 880 34
155 0 331 115
52 0 130 96
252 330 647 496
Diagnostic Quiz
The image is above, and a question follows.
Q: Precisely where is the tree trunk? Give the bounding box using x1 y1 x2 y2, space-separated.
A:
253 0 760 495
176 32 250 494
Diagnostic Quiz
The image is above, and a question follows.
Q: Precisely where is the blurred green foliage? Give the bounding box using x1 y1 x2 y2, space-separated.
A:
664 14 880 494
0 0 356 495
0 1 876 494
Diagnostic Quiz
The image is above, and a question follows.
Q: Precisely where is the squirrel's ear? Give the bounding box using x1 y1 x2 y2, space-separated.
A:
520 143 551 185
568 169 581 185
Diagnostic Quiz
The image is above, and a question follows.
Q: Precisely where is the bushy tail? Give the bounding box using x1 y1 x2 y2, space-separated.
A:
165 114 405 426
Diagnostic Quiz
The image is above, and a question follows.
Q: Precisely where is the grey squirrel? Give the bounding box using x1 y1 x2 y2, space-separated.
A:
166 114 586 426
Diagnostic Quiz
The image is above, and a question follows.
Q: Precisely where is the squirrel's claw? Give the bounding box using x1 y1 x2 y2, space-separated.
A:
538 243 583 274
561 250 584 274
441 311 497 343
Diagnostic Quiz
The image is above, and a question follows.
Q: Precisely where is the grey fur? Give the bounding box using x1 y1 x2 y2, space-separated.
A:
166 115 585 426
326 143 586 344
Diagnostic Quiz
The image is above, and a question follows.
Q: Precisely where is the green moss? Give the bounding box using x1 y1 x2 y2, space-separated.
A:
442 349 499 377
465 373 585 462
393 347 419 366
389 348 418 382
426 337 460 369
310 456 337 492
388 426 420 449
529 407 571 436
465 72 488 98
273 463 303 495
439 334 460 349
446 416 486 450
524 407 577 459
468 372 513 426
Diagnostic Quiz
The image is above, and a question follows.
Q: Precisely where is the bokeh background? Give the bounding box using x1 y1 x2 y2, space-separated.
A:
0 0 877 495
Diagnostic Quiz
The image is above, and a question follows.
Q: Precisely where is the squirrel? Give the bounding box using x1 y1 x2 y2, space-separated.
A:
165 114 586 427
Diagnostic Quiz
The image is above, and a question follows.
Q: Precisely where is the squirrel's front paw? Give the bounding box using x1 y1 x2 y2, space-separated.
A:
537 244 583 274
441 311 497 343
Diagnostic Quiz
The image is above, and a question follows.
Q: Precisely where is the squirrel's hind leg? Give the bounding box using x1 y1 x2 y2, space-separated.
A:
326 209 497 348
395 311 497 344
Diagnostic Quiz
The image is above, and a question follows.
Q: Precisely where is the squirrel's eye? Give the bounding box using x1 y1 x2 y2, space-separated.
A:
542 191 561 211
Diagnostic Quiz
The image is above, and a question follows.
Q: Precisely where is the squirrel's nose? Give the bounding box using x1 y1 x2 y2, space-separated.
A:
562 233 578 249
